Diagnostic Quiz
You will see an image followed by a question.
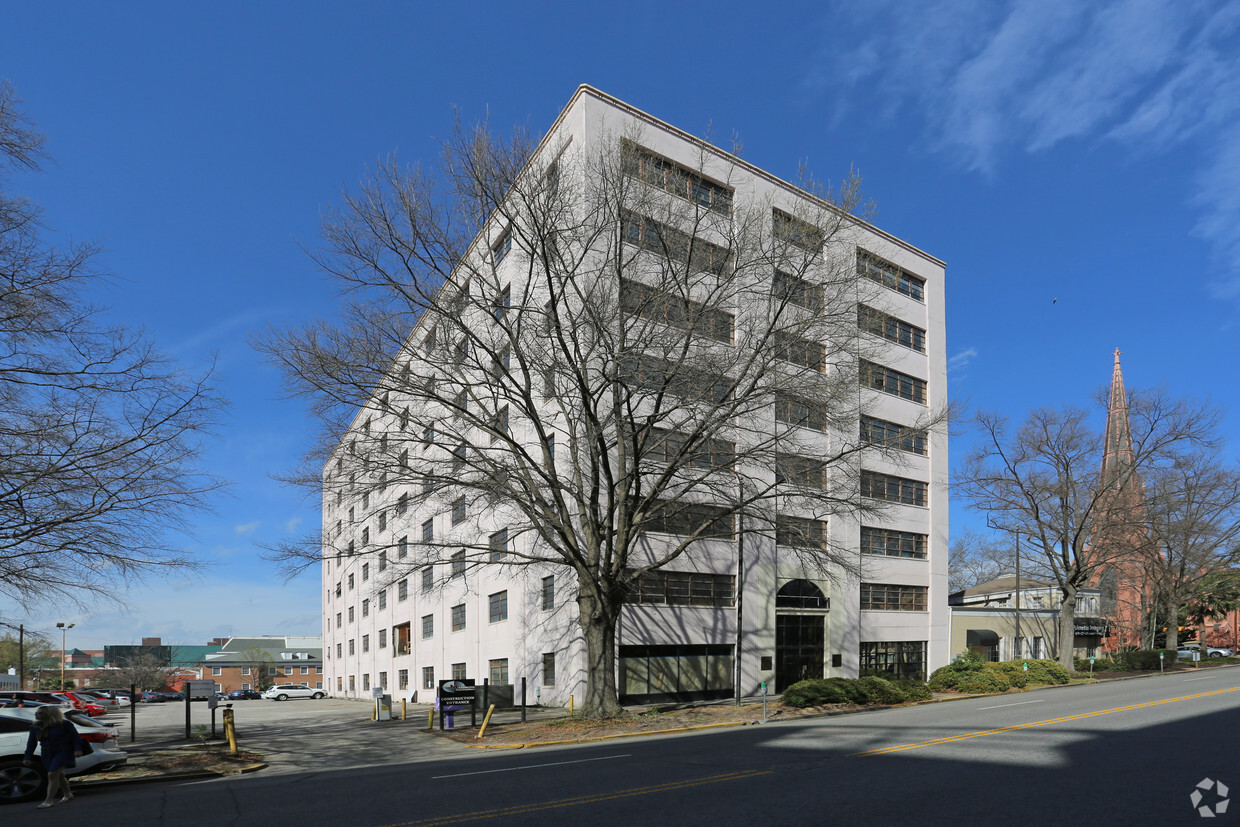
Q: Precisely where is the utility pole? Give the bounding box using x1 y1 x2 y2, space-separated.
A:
56 621 75 689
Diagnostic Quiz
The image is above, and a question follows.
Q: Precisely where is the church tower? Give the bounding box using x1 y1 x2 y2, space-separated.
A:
1095 349 1154 650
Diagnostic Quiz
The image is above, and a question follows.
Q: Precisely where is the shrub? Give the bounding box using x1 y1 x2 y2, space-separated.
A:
855 676 909 705
1020 658 1071 684
1111 649 1175 671
893 679 933 701
986 661 1028 689
928 650 988 691
951 670 1011 694
822 677 869 704
781 679 852 708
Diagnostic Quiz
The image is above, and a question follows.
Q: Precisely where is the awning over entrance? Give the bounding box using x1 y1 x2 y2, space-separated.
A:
966 629 999 647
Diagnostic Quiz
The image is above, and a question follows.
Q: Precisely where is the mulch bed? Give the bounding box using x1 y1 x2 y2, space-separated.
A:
82 747 265 781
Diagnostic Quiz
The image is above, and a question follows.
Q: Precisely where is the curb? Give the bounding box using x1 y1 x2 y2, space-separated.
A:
458 720 754 749
73 762 268 790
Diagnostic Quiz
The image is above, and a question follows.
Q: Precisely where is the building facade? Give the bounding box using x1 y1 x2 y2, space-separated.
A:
949 576 1105 661
320 86 949 705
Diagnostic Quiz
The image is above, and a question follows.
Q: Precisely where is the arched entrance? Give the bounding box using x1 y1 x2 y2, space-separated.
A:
966 629 999 662
775 579 829 691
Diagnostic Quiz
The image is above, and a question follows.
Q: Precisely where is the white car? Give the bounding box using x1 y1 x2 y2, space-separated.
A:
262 684 325 701
0 709 127 804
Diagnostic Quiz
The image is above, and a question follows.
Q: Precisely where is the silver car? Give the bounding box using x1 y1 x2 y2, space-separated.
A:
262 683 325 701
0 709 127 804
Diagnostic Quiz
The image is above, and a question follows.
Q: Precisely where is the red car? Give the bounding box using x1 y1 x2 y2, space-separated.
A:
55 692 108 717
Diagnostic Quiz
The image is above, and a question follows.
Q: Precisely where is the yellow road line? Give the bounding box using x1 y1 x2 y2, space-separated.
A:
854 686 1240 757
384 769 773 826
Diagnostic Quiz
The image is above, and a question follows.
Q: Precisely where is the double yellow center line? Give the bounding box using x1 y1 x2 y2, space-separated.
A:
854 685 1240 757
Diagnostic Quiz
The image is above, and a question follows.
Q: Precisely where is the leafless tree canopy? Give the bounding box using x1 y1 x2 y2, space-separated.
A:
948 527 1018 594
106 654 177 692
1144 453 1240 649
956 394 1221 668
0 82 223 607
259 115 940 715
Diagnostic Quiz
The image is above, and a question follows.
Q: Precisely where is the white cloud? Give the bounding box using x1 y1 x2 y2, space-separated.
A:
949 347 979 372
234 521 261 535
285 516 303 533
822 0 1240 293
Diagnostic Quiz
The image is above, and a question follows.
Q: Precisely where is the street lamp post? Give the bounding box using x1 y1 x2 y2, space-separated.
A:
56 622 75 690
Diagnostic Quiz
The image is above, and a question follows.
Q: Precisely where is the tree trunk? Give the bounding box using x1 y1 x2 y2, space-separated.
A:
1058 584 1078 672
1165 594 1180 651
577 586 624 719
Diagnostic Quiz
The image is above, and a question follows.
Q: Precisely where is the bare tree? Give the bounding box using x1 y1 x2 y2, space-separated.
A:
107 653 177 692
1143 454 1240 650
956 397 1218 670
0 630 56 686
259 114 943 716
237 646 274 690
0 82 223 607
948 527 1017 593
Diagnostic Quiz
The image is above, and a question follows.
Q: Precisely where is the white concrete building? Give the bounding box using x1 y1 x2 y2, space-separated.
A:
320 86 948 705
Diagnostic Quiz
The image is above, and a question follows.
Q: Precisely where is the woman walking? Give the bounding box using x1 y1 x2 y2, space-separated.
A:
22 705 84 809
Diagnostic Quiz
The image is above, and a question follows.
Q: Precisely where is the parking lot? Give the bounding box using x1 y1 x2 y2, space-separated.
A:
96 695 465 775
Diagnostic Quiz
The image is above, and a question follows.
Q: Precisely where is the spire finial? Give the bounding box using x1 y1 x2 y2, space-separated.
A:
1113 347 1121 362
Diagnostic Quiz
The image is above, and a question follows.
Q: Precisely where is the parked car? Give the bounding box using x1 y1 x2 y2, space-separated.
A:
262 684 324 701
79 691 130 709
0 708 127 804
227 689 262 701
1180 645 1233 658
57 693 108 717
0 692 73 709
137 692 167 703
160 692 185 702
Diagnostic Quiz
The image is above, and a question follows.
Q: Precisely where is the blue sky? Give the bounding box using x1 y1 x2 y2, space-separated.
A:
3 1 1238 650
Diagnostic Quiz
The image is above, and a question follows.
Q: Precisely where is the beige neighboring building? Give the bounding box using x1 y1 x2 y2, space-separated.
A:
948 577 1105 661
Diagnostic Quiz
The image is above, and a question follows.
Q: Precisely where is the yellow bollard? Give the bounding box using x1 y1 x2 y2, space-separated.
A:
402 699 407 721
371 702 377 722
223 708 237 754
569 694 574 718
476 704 496 739
427 707 434 731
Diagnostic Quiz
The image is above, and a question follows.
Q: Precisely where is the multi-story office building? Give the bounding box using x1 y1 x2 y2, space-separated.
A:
321 86 948 706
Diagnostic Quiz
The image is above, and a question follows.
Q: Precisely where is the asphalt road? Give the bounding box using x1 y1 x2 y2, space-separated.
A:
8 670 1239 825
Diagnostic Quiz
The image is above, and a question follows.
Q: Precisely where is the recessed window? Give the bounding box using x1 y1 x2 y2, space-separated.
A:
861 526 927 559
775 516 828 549
861 470 927 507
774 332 825 371
489 590 509 623
422 566 434 593
628 570 736 607
542 652 556 686
860 583 927 612
492 230 512 266
772 270 823 311
451 551 465 578
775 393 827 432
451 604 466 632
860 361 926 404
857 250 924 302
858 305 926 353
542 575 555 611
398 579 409 601
489 658 509 685
489 528 508 562
422 519 434 543
422 615 434 639
451 497 466 525
861 416 926 455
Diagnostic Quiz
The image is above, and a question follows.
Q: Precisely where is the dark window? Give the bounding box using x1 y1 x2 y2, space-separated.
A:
489 528 508 562
775 393 827 432
775 453 827 490
542 652 556 686
776 579 829 609
541 575 554 610
859 640 927 680
860 583 927 612
861 471 927 507
775 516 828 549
452 662 466 680
619 279 734 344
451 551 465 578
621 211 729 278
451 604 466 631
857 250 924 302
858 305 926 353
451 497 466 525
645 427 735 470
492 230 512 265
628 570 736 607
619 354 732 404
397 579 408 601
422 615 433 639
621 141 733 216
643 501 734 540
860 526 928 559
489 658 509 685
772 209 823 251
422 566 433 593
860 361 926 403
774 332 825 371
861 416 926 455
772 270 823 310
489 591 509 623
